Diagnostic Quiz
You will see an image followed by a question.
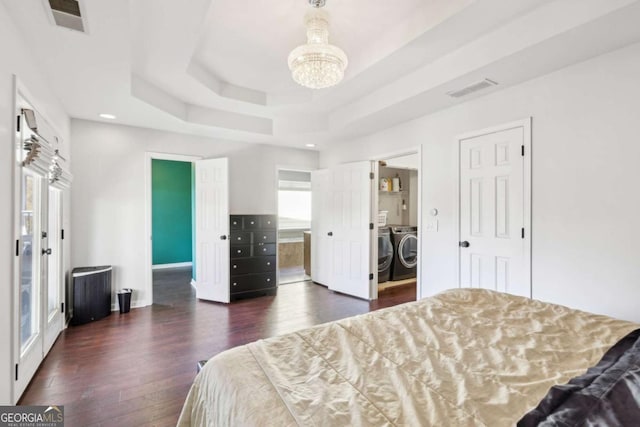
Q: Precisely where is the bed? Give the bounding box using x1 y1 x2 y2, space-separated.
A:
177 288 640 426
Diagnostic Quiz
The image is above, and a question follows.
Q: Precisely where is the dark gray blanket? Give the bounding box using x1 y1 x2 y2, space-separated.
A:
518 328 640 427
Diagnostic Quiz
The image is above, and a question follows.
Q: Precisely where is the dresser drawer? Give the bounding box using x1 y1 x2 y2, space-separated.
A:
230 231 252 244
260 215 277 229
230 258 251 275
230 273 276 293
231 256 276 275
230 245 251 258
243 215 261 230
254 243 276 256
254 231 276 244
253 256 276 272
230 215 243 230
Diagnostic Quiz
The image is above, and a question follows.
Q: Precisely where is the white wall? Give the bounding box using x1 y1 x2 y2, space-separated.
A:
70 120 319 307
0 3 70 404
322 42 640 323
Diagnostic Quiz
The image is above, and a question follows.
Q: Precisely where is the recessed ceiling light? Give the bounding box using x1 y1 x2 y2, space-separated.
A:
99 113 116 120
306 143 316 148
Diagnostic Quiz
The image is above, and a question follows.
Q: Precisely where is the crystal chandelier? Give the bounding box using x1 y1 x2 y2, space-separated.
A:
288 0 348 89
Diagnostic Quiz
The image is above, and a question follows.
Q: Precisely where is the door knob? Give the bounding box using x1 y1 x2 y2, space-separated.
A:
327 231 333 236
459 241 470 248
220 235 227 240
42 248 52 255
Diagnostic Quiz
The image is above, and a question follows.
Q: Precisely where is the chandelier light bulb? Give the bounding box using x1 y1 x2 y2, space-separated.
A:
288 8 348 89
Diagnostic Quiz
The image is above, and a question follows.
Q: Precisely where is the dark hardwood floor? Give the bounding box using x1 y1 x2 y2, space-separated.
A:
19 267 416 426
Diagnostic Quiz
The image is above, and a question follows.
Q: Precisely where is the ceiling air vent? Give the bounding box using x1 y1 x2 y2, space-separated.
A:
48 0 85 32
447 79 498 98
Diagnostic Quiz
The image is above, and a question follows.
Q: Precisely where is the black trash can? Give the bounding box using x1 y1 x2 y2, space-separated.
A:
117 288 133 313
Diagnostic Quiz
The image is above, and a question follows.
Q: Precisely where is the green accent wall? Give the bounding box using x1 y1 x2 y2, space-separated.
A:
152 159 193 265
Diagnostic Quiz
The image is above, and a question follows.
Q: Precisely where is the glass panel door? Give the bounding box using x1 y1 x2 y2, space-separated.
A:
14 105 66 401
20 170 39 351
16 168 45 399
44 187 63 352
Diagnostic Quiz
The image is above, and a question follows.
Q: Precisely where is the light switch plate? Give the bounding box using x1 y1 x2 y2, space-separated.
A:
426 220 439 232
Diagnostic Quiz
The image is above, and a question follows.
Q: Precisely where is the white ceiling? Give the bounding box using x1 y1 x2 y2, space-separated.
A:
4 0 640 150
195 0 435 94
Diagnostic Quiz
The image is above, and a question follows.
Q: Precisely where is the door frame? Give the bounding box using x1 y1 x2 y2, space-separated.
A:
371 146 422 300
454 118 532 297
144 152 202 306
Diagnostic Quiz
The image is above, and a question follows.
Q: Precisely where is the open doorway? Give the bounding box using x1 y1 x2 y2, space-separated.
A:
151 159 194 304
376 152 420 297
276 169 312 285
308 157 419 302
145 153 201 306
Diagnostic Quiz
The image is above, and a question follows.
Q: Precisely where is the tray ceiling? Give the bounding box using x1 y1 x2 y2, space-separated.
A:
4 0 640 149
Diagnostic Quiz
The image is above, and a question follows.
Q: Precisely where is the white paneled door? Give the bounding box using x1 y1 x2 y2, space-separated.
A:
195 158 230 303
311 168 332 286
459 123 530 297
327 161 375 300
312 162 376 299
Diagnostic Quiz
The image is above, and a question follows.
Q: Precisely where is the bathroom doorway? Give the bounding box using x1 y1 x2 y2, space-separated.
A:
276 169 312 285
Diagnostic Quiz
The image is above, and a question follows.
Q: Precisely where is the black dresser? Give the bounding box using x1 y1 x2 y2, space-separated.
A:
230 215 277 300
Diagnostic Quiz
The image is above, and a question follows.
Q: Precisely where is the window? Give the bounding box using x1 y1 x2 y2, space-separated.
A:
20 170 39 349
278 170 311 230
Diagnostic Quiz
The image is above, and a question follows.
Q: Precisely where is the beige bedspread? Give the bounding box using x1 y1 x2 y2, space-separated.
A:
177 289 638 426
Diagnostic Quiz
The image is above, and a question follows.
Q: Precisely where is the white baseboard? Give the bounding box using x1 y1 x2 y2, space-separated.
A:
152 262 193 270
111 300 147 311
